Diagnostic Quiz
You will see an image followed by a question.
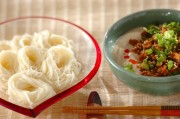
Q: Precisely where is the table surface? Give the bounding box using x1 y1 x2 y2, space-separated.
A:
0 0 180 119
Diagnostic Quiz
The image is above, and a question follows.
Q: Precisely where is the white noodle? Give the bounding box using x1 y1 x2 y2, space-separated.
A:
0 31 81 108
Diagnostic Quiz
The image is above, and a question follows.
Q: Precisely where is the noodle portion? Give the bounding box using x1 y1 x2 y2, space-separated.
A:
0 50 18 76
41 45 81 90
18 46 42 71
0 31 82 108
7 71 56 108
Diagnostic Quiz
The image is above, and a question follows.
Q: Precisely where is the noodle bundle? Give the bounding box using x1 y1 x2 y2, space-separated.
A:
41 45 81 90
8 71 56 108
0 31 81 108
11 34 32 50
18 46 42 71
0 40 11 51
0 50 18 75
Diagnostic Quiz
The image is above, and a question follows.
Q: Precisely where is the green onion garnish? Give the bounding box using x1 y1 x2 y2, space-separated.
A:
145 48 153 55
146 25 160 34
167 60 174 70
163 30 174 39
140 59 149 70
156 33 164 47
123 63 134 72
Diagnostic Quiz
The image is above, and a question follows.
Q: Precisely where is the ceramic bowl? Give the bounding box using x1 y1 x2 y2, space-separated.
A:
103 9 180 95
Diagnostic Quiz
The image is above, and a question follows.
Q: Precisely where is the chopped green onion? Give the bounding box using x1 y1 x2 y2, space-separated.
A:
156 51 166 57
169 22 176 26
163 30 174 39
163 30 177 51
164 49 170 55
158 55 166 62
123 63 134 72
152 48 159 54
156 55 166 66
164 40 172 51
149 64 155 69
164 22 180 33
148 60 155 69
140 59 149 70
146 25 160 34
156 33 164 47
156 30 178 51
167 60 174 70
145 48 153 55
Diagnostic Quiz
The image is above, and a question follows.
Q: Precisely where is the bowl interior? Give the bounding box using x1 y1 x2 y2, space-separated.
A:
0 17 101 117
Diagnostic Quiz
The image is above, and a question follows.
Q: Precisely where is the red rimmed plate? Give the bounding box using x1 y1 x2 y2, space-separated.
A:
0 16 101 117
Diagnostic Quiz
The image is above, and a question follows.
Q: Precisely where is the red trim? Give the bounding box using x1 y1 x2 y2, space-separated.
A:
161 110 180 116
0 16 101 117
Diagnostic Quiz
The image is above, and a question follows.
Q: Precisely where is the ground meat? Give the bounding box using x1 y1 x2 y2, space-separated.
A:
141 70 153 76
152 44 163 51
178 37 180 43
152 34 157 40
141 31 149 40
141 31 148 37
149 54 157 61
169 62 179 73
171 52 180 64
156 65 168 76
138 51 147 62
131 43 143 54
142 39 154 49
129 39 140 46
